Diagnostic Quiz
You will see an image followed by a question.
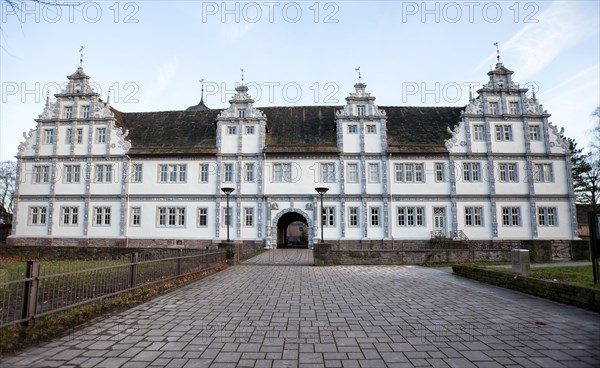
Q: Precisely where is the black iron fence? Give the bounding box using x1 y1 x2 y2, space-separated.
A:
0 249 226 328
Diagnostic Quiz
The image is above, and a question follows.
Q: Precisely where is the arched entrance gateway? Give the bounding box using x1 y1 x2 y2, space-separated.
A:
272 209 314 249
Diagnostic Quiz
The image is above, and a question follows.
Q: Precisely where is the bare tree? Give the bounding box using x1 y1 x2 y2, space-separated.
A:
0 161 17 224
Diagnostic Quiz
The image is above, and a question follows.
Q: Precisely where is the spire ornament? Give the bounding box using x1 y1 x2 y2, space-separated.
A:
79 46 85 67
355 66 361 82
493 42 500 63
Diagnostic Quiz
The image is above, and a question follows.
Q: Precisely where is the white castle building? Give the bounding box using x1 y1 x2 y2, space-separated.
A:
8 62 578 250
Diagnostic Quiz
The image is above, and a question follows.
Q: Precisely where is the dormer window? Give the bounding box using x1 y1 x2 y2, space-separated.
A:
65 106 73 119
82 105 90 118
227 126 237 135
238 109 246 118
489 102 499 115
357 105 366 116
509 102 518 115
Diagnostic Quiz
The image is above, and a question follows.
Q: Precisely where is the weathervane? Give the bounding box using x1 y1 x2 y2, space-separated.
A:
493 42 500 63
199 79 204 101
79 46 85 67
240 68 244 84
355 66 361 82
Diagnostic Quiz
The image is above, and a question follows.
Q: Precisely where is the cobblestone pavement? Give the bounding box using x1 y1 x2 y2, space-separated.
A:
242 249 313 265
2 251 599 368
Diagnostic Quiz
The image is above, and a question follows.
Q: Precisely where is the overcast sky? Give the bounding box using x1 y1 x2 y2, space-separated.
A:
1 0 598 161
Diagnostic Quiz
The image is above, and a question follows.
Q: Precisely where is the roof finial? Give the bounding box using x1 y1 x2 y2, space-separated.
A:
79 46 85 67
493 42 500 63
469 86 473 102
355 66 361 82
199 79 204 102
531 85 536 100
240 68 244 85
45 90 49 106
107 88 111 104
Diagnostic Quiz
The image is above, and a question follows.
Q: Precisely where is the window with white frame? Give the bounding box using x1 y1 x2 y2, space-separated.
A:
94 207 111 226
245 126 254 134
61 206 78 225
33 165 50 183
502 207 521 226
64 165 81 183
44 129 54 144
473 125 485 141
357 105 366 116
245 163 255 182
223 163 234 183
159 164 187 183
75 128 83 143
29 207 47 225
200 164 210 183
489 102 499 115
66 128 74 144
529 125 540 141
197 208 207 227
273 163 292 183
158 207 186 227
322 207 335 227
395 163 424 183
132 164 143 183
370 207 380 227
462 162 481 182
238 109 246 118
82 105 90 118
131 207 141 226
348 207 359 227
366 124 376 133
95 164 113 183
509 102 518 115
347 163 359 183
222 207 232 226
533 163 553 182
435 163 446 182
495 125 513 141
347 124 358 134
65 106 73 119
498 163 518 183
538 207 556 226
227 126 237 134
244 207 254 227
321 163 336 183
96 127 107 143
464 207 483 226
368 163 380 183
397 207 425 226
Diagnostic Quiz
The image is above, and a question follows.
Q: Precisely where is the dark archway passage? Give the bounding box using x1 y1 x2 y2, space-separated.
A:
277 212 309 248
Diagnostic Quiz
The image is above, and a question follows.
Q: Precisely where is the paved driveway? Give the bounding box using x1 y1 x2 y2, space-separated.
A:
1 250 599 368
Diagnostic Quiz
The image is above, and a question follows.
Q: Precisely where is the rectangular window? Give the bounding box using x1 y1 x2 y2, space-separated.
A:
82 105 90 118
465 207 483 226
227 126 237 134
509 102 518 115
502 207 521 226
61 206 78 225
222 207 232 226
348 207 359 227
366 124 376 133
347 163 359 183
44 129 54 144
29 207 47 225
223 163 234 183
33 165 50 184
95 164 112 183
322 207 335 227
357 105 366 116
244 207 254 227
96 128 106 143
66 128 74 144
533 163 553 182
273 163 292 183
538 207 556 226
76 128 83 144
529 126 540 141
473 125 485 141
197 208 207 227
64 165 81 183
462 162 481 182
131 207 141 226
238 109 246 118
347 124 358 134
368 163 380 183
159 164 187 183
397 207 425 227
370 207 380 227
132 164 143 183
395 163 424 183
158 207 186 227
200 164 210 183
489 102 499 115
94 207 111 226
495 125 513 141
435 163 445 182
245 163 255 182
321 163 336 183
498 163 518 183
245 126 254 134
65 106 73 119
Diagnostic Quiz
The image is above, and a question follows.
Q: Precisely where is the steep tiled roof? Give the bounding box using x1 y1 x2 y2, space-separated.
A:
112 105 464 156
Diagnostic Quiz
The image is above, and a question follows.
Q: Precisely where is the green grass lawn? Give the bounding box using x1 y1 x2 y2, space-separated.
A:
490 265 598 289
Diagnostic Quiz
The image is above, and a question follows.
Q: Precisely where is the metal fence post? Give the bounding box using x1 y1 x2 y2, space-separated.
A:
22 260 40 327
130 253 138 289
177 249 183 276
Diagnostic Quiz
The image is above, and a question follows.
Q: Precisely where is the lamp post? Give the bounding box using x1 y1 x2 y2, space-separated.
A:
315 187 329 243
221 187 235 242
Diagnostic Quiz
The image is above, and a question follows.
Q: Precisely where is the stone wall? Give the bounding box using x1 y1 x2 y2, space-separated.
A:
453 265 600 313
